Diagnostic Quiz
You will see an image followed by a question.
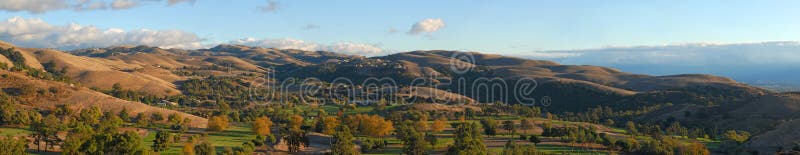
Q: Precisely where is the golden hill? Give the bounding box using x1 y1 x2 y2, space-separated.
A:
0 70 207 128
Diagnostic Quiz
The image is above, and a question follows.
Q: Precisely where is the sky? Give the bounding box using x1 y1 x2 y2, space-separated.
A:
2 0 800 84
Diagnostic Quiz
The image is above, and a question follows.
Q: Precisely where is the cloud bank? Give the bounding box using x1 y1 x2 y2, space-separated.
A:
525 42 800 66
0 16 204 49
408 18 445 35
0 0 193 13
0 17 387 56
518 42 800 83
230 37 386 56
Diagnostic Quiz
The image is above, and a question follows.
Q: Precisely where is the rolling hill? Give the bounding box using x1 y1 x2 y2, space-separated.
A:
0 40 797 152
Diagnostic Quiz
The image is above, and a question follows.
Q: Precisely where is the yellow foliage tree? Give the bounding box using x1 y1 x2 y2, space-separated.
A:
253 116 273 136
345 114 394 137
321 116 339 135
415 121 429 132
289 114 304 130
431 118 446 132
182 142 195 155
207 116 230 131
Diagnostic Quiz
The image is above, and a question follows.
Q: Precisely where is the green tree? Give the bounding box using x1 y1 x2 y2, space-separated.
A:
135 113 150 127
528 135 541 144
285 127 307 153
118 108 130 122
447 122 487 155
194 140 216 155
152 130 170 152
31 115 64 151
425 132 438 150
400 125 426 155
480 118 497 137
501 139 536 155
151 112 165 121
519 119 534 134
331 125 359 155
502 120 516 135
0 136 28 155
79 106 103 125
107 131 146 154
625 121 638 136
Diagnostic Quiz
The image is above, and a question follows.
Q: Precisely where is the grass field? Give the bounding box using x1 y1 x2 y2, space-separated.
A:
0 126 30 137
142 125 256 154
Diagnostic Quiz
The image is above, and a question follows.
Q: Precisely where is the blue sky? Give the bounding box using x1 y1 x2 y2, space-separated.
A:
3 0 800 54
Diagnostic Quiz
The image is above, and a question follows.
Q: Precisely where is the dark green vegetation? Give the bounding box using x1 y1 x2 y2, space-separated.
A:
0 43 799 154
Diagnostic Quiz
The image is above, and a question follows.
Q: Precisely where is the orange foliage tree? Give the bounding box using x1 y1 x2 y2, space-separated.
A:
252 116 273 136
431 118 446 132
207 116 230 131
345 114 394 137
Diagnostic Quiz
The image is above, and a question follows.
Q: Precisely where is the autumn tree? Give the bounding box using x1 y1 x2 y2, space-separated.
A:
285 114 307 153
431 118 446 133
345 114 394 137
208 115 230 132
414 121 429 132
683 142 710 155
289 114 304 130
315 116 339 135
252 116 273 136
183 141 196 155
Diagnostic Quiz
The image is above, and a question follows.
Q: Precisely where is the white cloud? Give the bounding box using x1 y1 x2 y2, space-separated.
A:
407 18 445 35
0 0 69 13
327 42 384 56
302 24 319 30
74 1 109 11
522 51 583 59
0 0 193 13
0 16 204 49
386 28 398 34
259 0 279 13
111 0 137 10
167 0 194 6
230 37 386 56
